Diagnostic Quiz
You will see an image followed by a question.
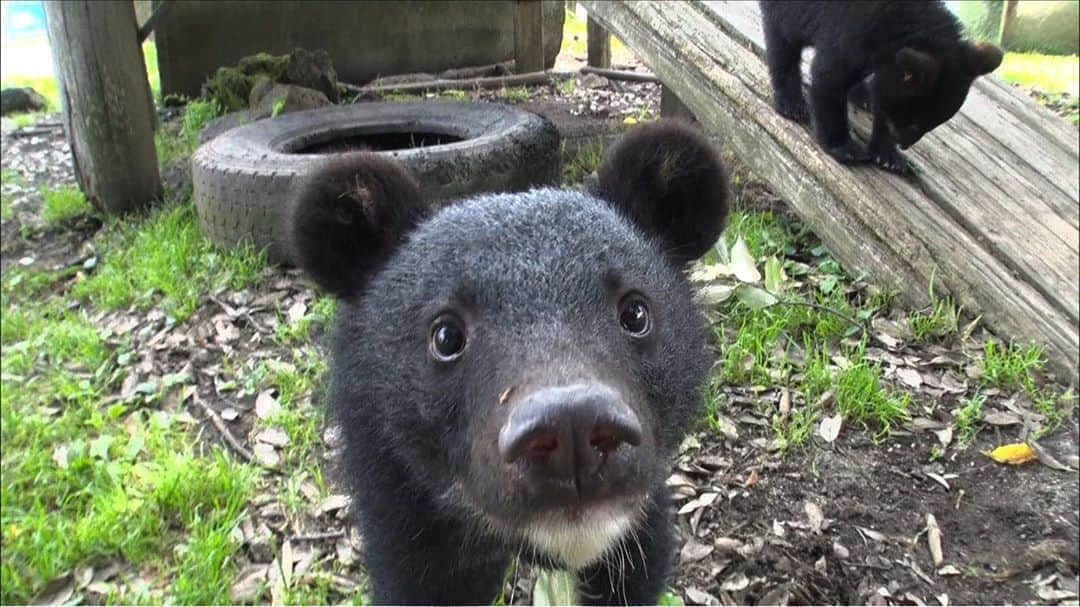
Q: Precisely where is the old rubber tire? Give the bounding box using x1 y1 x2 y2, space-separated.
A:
192 101 560 264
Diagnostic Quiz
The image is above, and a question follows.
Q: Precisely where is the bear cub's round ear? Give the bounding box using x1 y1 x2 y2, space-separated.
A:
288 152 427 299
966 41 1003 76
596 119 730 264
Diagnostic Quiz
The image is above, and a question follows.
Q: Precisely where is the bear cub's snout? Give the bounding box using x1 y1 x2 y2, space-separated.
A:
289 119 729 605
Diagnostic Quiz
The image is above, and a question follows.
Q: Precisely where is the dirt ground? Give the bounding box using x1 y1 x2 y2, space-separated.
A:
2 73 1078 606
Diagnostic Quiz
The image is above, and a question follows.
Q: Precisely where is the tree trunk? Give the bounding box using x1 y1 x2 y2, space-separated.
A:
45 0 162 215
582 0 1080 379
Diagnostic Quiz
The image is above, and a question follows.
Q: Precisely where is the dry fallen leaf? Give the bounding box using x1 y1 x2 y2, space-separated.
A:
685 587 719 606
986 442 1038 465
254 428 290 447
255 391 282 419
252 443 280 467
730 236 761 283
926 513 944 566
679 540 713 563
805 501 825 534
819 413 842 443
744 468 759 488
777 388 791 420
896 367 923 389
677 492 718 515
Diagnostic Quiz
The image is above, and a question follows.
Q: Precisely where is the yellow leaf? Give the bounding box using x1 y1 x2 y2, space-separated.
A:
623 116 638 125
986 442 1037 465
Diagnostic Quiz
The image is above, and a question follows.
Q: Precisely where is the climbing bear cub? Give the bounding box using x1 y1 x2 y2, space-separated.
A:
761 0 1003 174
289 120 729 605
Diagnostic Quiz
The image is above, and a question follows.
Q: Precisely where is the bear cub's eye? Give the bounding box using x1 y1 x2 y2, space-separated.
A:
618 296 651 337
430 316 467 362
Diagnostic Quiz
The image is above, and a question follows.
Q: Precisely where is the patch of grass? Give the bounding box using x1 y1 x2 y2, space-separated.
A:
274 296 338 345
954 392 986 446
182 99 224 147
439 89 468 101
772 405 819 452
500 86 532 102
557 77 577 96
908 295 960 343
155 99 225 166
832 346 911 435
9 111 47 128
979 340 1044 390
72 202 267 322
561 140 604 184
1 169 22 221
999 52 1079 96
380 92 423 102
1 281 255 603
1030 387 1074 437
41 185 95 226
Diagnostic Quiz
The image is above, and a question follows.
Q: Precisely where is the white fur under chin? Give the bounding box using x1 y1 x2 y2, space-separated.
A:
525 511 635 570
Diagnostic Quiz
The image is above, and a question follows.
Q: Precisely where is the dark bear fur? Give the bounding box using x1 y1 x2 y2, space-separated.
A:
760 0 1003 174
288 120 729 605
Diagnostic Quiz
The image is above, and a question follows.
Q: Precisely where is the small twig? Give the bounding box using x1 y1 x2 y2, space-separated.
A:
192 394 257 464
208 294 271 334
10 126 63 138
288 529 345 543
772 298 869 337
580 65 661 83
343 70 570 97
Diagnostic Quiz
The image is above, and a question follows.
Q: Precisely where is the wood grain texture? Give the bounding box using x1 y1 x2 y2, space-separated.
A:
582 0 1079 379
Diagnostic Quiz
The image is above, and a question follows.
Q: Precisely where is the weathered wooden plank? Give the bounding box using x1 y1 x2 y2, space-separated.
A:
582 0 1079 379
514 0 545 74
45 0 162 214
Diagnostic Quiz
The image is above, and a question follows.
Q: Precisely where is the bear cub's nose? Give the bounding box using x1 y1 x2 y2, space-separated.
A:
498 383 642 487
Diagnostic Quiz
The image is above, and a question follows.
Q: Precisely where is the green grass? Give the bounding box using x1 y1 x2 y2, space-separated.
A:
1 169 22 221
557 77 577 96
71 202 267 322
707 211 911 443
954 392 986 446
156 99 225 165
979 340 1044 390
998 52 1079 95
274 296 337 346
561 140 604 184
908 294 960 343
1 273 256 604
41 185 95 226
499 86 532 103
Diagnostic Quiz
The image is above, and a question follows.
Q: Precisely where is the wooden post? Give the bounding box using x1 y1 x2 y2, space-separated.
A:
587 16 611 68
998 0 1019 49
45 1 162 215
514 0 545 73
660 84 697 122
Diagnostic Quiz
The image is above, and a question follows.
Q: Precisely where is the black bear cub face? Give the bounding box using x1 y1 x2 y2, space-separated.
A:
289 120 728 605
873 42 1004 150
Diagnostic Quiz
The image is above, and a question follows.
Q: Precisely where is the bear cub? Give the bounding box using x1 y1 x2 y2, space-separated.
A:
760 0 1003 174
288 120 729 605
